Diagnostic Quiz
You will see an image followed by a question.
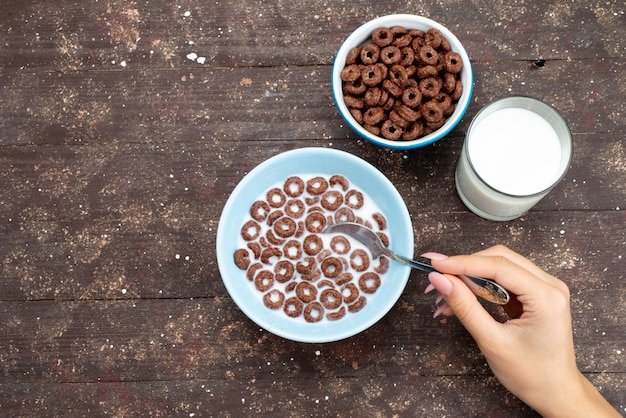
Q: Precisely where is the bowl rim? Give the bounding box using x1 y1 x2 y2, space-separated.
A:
332 14 474 150
215 147 413 343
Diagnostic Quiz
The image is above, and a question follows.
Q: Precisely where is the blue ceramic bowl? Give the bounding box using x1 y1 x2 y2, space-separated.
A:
332 14 474 150
216 148 413 343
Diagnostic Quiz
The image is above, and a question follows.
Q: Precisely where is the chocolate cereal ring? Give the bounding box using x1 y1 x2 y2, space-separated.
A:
402 121 424 141
303 234 323 256
329 175 349 191
284 176 305 197
330 235 351 254
334 207 356 223
350 249 370 272
321 190 344 211
274 260 295 283
283 239 302 260
372 212 387 230
306 176 329 195
296 281 318 303
274 216 297 238
266 229 286 246
360 43 380 65
234 248 250 270
358 272 381 294
340 64 362 82
266 187 286 208
372 27 393 47
389 110 411 129
347 295 367 313
451 80 463 101
285 199 305 219
389 64 408 87
283 296 303 317
434 92 452 112
320 288 343 310
344 95 364 109
341 283 360 304
344 78 367 96
317 279 336 289
246 262 263 281
266 209 285 226
250 200 271 222
321 256 344 279
346 47 360 65
241 220 261 241
443 52 463 74
254 270 274 292
361 64 384 87
374 256 390 274
422 100 444 123
305 212 327 233
247 242 261 259
261 247 282 265
304 301 324 323
380 45 402 65
335 272 353 286
345 189 364 209
402 85 422 108
363 87 383 107
363 107 386 126
382 79 403 98
397 104 421 122
296 256 317 275
417 64 438 79
326 306 346 321
349 108 363 124
263 289 285 310
399 46 415 66
425 28 443 48
316 248 332 263
381 119 403 140
443 72 457 94
418 45 439 65
392 33 412 48
419 77 442 99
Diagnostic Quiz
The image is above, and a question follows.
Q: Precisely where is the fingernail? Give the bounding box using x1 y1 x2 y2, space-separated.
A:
424 283 436 294
435 294 444 305
428 271 453 297
433 303 448 319
421 252 449 260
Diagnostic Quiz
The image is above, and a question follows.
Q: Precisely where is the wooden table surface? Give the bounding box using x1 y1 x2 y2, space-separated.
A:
1 1 625 416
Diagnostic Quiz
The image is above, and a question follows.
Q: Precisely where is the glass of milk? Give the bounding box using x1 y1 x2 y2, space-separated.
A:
455 96 573 221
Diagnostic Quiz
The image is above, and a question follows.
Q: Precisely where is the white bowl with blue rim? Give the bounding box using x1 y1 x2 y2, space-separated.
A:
332 14 473 150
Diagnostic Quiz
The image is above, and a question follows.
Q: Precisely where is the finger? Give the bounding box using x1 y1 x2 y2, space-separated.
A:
428 252 545 299
428 272 502 342
472 245 560 287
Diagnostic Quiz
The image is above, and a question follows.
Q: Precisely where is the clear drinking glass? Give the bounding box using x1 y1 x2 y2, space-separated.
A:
455 96 573 221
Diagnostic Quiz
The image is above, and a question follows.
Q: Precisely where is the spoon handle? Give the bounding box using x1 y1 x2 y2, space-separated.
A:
383 250 510 305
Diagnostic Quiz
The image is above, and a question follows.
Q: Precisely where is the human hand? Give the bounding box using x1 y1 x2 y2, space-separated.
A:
423 245 620 418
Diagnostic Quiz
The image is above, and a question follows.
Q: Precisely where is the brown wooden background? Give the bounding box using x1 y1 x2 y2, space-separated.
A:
1 1 624 416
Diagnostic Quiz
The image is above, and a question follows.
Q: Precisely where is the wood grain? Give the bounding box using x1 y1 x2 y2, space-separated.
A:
1 0 625 416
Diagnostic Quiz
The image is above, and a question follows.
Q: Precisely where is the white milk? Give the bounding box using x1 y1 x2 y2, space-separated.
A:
455 97 572 221
468 107 562 195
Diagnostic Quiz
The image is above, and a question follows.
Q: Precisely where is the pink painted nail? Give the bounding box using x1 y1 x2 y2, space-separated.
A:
428 271 453 297
424 283 436 294
433 303 448 319
421 252 449 260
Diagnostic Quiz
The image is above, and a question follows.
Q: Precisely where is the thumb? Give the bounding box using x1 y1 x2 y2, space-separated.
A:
428 271 501 342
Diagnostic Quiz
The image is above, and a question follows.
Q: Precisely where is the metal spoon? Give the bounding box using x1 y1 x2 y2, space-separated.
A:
321 222 510 305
